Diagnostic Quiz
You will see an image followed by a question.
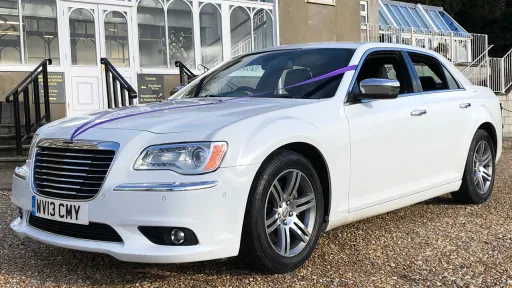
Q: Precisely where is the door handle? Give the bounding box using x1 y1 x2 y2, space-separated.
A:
460 102 471 109
410 109 427 117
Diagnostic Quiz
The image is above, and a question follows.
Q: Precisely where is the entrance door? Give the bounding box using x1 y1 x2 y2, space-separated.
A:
63 2 135 116
63 2 102 116
98 5 135 91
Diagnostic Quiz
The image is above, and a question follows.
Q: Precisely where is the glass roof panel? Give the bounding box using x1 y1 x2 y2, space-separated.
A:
438 10 467 33
384 3 402 26
379 10 389 26
428 9 451 31
390 5 411 27
409 7 429 29
380 1 467 33
426 9 443 30
400 6 420 28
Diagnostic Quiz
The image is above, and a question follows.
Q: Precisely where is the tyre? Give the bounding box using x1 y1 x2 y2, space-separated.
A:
452 129 496 204
239 150 325 273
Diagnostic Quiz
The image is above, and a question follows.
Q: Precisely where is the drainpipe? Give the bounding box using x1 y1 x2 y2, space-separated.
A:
273 0 280 46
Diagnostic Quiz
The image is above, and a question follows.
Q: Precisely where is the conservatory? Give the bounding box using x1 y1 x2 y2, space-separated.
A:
361 0 487 64
0 0 277 115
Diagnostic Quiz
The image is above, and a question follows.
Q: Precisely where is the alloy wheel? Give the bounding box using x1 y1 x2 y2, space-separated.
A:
473 141 493 194
264 169 317 257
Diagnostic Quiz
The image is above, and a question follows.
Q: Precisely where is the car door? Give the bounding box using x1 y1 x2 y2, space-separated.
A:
345 49 432 212
405 51 479 186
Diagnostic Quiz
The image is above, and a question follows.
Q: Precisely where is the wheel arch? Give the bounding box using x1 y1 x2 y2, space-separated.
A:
477 122 498 156
263 142 332 229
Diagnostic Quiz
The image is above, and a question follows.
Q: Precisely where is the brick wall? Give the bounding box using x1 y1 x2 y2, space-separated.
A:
498 93 512 138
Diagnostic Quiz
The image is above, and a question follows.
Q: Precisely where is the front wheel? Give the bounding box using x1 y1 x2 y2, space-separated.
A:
239 151 324 273
452 129 496 204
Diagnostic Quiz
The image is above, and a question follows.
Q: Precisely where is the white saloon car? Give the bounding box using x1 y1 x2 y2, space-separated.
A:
10 43 502 273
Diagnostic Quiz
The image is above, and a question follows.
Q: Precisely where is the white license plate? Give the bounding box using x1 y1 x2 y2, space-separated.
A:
31 195 89 225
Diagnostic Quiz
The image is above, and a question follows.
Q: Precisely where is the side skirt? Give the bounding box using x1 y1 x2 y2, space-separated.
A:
325 181 462 231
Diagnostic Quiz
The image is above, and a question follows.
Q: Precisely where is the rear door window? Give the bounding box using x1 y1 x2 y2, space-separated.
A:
407 52 460 92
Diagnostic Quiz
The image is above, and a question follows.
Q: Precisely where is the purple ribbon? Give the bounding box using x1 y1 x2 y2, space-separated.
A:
70 64 357 140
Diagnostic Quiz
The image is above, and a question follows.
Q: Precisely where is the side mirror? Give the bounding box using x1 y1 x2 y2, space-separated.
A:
169 85 185 97
356 78 400 100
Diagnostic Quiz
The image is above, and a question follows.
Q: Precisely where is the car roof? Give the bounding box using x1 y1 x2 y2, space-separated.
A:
257 42 441 57
262 42 423 50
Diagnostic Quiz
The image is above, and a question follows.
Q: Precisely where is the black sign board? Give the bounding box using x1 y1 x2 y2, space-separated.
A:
37 72 65 103
137 74 164 103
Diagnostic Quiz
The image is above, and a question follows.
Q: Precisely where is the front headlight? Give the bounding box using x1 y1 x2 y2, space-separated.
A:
27 134 39 160
134 142 227 175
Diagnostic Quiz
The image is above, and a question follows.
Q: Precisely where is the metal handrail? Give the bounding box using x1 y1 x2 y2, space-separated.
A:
4 58 52 156
175 61 197 86
461 45 494 73
101 58 137 109
101 58 137 94
467 58 488 79
5 59 52 103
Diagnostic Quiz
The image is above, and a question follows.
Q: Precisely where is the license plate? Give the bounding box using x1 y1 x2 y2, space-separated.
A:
31 195 89 225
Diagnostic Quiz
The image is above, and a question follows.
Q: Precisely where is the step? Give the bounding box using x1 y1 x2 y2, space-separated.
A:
0 156 26 170
0 145 30 158
0 133 34 146
0 124 27 135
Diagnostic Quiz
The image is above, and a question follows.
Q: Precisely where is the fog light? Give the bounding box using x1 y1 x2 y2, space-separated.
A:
18 207 23 220
171 229 185 245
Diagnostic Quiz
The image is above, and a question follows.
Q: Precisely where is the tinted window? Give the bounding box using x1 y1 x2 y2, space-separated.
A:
354 51 412 95
443 66 460 90
175 48 356 100
408 52 455 92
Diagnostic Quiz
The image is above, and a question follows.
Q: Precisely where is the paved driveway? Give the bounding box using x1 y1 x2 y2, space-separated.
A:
1 148 511 287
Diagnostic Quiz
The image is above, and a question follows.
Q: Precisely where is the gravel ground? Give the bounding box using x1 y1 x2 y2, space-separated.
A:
1 148 512 287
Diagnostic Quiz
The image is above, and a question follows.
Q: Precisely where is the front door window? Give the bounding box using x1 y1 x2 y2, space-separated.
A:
104 11 130 67
69 8 97 66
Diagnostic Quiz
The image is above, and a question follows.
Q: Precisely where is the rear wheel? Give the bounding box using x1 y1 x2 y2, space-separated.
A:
452 129 496 204
239 151 324 273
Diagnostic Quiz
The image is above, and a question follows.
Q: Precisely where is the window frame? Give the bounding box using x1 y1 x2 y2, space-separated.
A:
346 48 418 104
360 1 368 26
404 50 464 93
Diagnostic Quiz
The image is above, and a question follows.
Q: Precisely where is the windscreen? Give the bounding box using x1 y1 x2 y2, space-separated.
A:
174 48 356 100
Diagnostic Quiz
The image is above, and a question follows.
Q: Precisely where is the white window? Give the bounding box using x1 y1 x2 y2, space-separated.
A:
136 0 275 70
360 1 368 26
200 3 223 67
137 0 166 68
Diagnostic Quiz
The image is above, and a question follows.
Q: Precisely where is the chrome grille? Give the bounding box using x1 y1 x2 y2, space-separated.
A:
33 140 117 200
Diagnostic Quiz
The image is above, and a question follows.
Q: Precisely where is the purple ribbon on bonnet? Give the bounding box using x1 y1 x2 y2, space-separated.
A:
70 64 358 140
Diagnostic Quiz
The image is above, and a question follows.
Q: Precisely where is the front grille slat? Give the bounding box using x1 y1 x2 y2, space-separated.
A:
38 151 113 158
37 157 112 164
37 187 94 197
33 143 115 200
35 169 105 178
36 181 99 190
35 175 103 184
28 215 123 243
36 162 109 171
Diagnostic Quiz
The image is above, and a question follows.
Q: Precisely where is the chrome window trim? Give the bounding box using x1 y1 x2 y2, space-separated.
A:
345 47 468 106
113 181 219 192
31 139 120 202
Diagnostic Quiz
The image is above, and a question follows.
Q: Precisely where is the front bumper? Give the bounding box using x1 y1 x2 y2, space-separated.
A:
10 164 259 263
